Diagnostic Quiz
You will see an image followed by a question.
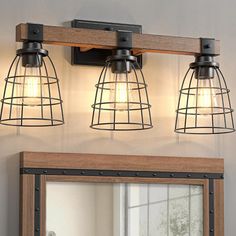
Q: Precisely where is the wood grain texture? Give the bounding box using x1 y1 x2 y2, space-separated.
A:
214 179 224 236
20 174 35 236
46 175 206 185
20 152 224 173
16 23 220 56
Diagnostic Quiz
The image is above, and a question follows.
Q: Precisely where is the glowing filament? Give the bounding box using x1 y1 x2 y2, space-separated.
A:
196 79 217 114
23 77 43 106
110 73 133 111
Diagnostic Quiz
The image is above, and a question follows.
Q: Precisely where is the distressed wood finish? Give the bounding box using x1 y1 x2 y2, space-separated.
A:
20 174 35 236
16 23 220 56
20 152 224 173
214 179 224 236
46 175 206 185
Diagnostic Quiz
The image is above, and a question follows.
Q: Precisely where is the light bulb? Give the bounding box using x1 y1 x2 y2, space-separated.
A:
23 68 44 106
196 79 217 114
110 73 133 111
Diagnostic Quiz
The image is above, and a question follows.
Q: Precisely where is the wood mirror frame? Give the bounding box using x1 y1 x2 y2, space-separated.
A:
20 152 224 236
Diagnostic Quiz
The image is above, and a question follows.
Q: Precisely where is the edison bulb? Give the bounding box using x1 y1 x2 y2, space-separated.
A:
196 79 217 114
23 68 44 106
110 73 133 111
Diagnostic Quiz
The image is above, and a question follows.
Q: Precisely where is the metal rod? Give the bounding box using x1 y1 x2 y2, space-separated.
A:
43 57 54 125
131 63 144 129
125 60 130 124
184 70 195 132
38 54 44 120
47 55 64 123
175 67 191 131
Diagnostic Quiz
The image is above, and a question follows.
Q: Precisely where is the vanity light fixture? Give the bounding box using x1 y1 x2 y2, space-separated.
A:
90 31 152 131
0 24 64 127
175 38 235 134
0 20 234 134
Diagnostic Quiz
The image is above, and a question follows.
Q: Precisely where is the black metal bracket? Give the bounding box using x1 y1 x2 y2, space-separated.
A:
200 38 217 56
117 30 132 49
209 179 215 236
21 168 223 179
71 19 142 67
20 167 221 236
27 23 43 42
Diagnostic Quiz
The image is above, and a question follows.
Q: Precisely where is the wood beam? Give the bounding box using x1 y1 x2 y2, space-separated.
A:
20 151 224 174
16 23 220 56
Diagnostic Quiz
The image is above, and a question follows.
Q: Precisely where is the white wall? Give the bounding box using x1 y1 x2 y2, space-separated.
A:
46 182 114 236
46 182 96 236
0 0 235 235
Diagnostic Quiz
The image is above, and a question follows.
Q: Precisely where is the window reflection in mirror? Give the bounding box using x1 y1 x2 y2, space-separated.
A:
46 183 203 236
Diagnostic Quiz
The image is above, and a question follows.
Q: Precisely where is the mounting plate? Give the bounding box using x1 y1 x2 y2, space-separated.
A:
71 19 142 67
200 38 216 56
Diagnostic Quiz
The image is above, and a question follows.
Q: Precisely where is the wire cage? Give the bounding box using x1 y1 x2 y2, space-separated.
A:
90 49 152 131
175 56 235 134
0 42 64 127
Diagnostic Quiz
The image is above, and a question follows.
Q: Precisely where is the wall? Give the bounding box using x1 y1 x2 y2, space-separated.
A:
46 182 114 236
46 182 96 236
0 0 235 235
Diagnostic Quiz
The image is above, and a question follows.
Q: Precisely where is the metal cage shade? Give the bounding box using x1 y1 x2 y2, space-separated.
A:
175 60 235 134
90 50 152 131
0 45 64 127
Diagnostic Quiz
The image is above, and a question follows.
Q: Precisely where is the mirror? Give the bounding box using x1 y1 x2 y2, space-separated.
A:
46 182 203 236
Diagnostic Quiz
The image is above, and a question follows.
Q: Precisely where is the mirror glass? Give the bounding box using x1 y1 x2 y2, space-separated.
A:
46 182 203 236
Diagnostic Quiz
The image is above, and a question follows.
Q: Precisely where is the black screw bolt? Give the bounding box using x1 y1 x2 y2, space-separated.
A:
221 174 224 179
210 191 214 195
99 171 104 176
135 172 139 176
35 187 40 191
187 174 191 178
120 37 128 42
63 170 67 175
170 173 175 177
117 172 121 176
35 228 40 232
33 29 40 35
81 171 85 175
204 174 208 178
204 44 211 49
210 229 214 232
152 173 157 177
210 210 214 214
35 208 40 212
43 170 47 174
